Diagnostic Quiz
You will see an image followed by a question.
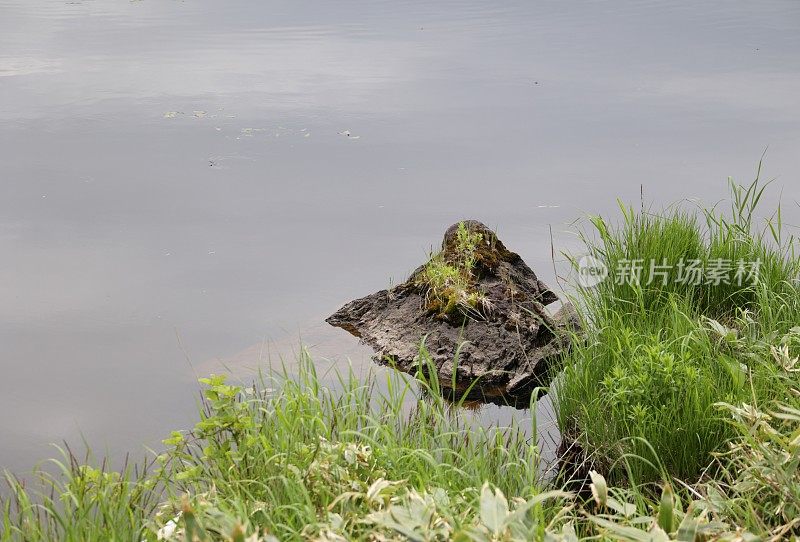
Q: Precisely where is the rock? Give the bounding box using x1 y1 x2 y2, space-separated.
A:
326 220 580 406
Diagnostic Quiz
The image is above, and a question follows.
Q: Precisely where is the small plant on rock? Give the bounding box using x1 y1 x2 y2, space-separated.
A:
417 221 491 319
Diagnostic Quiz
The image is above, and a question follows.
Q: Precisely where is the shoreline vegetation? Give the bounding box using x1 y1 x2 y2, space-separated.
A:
4 176 800 541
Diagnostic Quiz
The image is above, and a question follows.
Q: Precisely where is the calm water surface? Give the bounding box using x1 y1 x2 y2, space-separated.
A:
2 0 800 474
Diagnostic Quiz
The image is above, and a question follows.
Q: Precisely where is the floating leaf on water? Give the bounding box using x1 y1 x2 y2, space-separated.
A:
163 111 181 118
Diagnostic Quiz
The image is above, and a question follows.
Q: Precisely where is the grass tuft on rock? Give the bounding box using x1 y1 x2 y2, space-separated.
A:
417 221 491 318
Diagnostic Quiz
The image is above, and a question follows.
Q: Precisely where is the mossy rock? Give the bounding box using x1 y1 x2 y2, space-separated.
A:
327 221 574 406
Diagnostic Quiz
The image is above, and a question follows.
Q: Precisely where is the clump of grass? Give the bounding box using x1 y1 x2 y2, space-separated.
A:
2 346 798 540
579 171 797 324
417 221 491 318
708 399 800 539
150 351 549 540
1 352 549 541
1 451 159 541
557 172 800 484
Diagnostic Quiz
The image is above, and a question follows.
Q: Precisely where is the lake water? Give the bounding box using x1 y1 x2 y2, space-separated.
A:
2 0 799 475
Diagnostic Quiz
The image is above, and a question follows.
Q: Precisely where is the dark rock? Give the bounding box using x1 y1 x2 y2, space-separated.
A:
326 221 580 405
553 421 594 497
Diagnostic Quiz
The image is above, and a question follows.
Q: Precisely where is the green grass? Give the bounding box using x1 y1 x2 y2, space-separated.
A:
557 174 800 483
2 451 159 540
417 221 491 319
2 355 554 541
155 356 548 539
3 347 800 540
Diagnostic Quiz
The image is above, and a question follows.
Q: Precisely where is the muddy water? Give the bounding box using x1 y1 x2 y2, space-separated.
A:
2 0 800 474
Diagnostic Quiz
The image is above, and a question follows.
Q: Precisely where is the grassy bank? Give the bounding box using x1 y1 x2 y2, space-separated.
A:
557 175 800 484
3 357 553 541
4 352 799 541
3 177 800 540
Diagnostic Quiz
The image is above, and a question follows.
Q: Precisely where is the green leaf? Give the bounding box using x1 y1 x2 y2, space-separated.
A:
479 483 509 535
366 478 397 503
589 515 663 542
657 483 674 533
607 497 637 518
503 490 572 528
719 356 747 389
589 470 608 507
675 515 698 542
162 431 184 447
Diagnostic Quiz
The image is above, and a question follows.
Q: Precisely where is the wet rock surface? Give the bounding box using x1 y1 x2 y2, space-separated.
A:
327 221 580 406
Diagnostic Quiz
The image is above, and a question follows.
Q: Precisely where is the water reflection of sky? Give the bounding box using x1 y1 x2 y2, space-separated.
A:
1 0 799 474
